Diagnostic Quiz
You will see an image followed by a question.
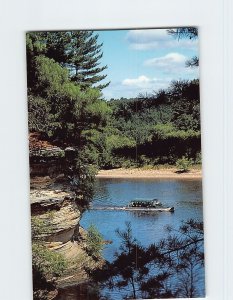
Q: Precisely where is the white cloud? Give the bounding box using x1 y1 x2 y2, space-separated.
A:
144 53 186 68
143 53 199 78
103 66 199 99
107 75 172 98
122 75 158 88
126 29 198 50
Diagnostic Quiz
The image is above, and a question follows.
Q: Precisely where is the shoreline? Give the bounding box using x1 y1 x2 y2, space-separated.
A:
96 168 202 179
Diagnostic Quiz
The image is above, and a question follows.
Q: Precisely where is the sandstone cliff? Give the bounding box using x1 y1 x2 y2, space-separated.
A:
29 133 103 299
30 176 102 298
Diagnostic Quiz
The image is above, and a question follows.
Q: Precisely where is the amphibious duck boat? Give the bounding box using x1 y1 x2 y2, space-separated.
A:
128 199 162 208
90 199 174 213
126 199 174 212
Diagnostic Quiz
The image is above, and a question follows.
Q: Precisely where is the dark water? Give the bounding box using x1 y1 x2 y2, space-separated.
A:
60 178 205 299
82 178 203 261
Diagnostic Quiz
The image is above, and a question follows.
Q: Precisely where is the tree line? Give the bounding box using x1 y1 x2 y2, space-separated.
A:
27 29 201 175
107 79 201 168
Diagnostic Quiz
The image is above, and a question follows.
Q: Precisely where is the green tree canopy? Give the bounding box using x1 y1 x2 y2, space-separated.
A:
27 32 112 203
26 31 110 90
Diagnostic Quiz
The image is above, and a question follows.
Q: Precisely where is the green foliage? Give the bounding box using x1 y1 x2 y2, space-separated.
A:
27 30 201 169
93 220 204 299
27 36 111 202
195 151 202 164
28 95 50 132
121 159 138 169
84 99 112 127
33 55 69 96
86 224 104 258
26 31 110 90
27 30 110 298
27 51 111 147
152 123 200 140
31 217 67 299
151 123 176 140
69 158 98 204
27 30 201 170
32 244 67 278
137 155 151 167
104 79 201 167
106 134 136 150
31 216 48 240
31 217 67 275
176 156 193 172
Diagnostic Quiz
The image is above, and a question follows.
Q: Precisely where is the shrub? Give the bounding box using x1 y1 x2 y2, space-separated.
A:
137 155 151 167
195 152 202 164
32 244 67 279
31 215 67 298
176 156 193 172
86 224 104 258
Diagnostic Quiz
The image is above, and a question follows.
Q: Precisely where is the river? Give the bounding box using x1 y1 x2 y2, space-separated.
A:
59 177 205 299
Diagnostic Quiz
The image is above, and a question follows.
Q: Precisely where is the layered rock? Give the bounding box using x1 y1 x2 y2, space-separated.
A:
31 190 80 243
30 177 102 291
29 134 102 296
29 132 76 177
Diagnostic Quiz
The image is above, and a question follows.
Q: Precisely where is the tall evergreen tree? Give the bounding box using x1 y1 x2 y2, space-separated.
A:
28 31 110 90
65 31 109 90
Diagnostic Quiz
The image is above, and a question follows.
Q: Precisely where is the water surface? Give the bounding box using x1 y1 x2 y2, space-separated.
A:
81 178 203 261
60 178 204 299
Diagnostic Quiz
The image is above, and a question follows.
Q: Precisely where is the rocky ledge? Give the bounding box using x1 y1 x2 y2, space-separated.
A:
30 176 102 291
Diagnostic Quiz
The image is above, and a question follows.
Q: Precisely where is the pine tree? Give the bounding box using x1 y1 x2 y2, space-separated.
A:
44 31 110 90
167 27 198 40
167 27 199 67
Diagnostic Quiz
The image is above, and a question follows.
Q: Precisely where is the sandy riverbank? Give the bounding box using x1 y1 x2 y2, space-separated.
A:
96 168 202 179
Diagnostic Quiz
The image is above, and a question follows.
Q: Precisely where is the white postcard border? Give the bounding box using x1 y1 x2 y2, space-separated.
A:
0 0 231 299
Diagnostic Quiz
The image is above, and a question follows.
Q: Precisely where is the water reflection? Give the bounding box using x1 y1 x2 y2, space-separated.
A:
83 178 203 260
59 178 204 299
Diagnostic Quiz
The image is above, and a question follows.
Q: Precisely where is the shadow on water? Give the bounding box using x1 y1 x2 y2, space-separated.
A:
60 178 204 300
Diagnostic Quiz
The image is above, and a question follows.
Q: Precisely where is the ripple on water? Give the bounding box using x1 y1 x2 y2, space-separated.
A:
79 178 204 299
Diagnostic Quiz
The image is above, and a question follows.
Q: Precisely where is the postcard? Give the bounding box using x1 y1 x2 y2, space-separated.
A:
27 28 204 299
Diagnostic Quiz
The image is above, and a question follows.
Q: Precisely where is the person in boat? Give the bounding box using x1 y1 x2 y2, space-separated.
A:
152 199 162 207
129 200 162 208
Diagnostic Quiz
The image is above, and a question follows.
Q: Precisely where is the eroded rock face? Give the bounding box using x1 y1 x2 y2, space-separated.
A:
29 137 102 295
30 177 104 290
31 188 81 243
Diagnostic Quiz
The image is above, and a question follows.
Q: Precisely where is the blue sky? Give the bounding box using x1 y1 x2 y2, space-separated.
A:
95 28 199 99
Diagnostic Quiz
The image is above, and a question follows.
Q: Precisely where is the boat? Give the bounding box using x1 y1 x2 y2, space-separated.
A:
127 199 174 212
128 199 162 208
90 199 175 213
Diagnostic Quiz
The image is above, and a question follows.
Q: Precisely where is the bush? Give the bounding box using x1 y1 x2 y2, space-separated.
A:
31 216 53 240
31 214 67 298
195 152 202 164
32 243 67 299
32 244 67 279
137 155 151 167
86 224 104 258
176 156 193 172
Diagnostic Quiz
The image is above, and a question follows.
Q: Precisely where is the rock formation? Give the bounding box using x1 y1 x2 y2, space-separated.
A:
29 134 102 298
